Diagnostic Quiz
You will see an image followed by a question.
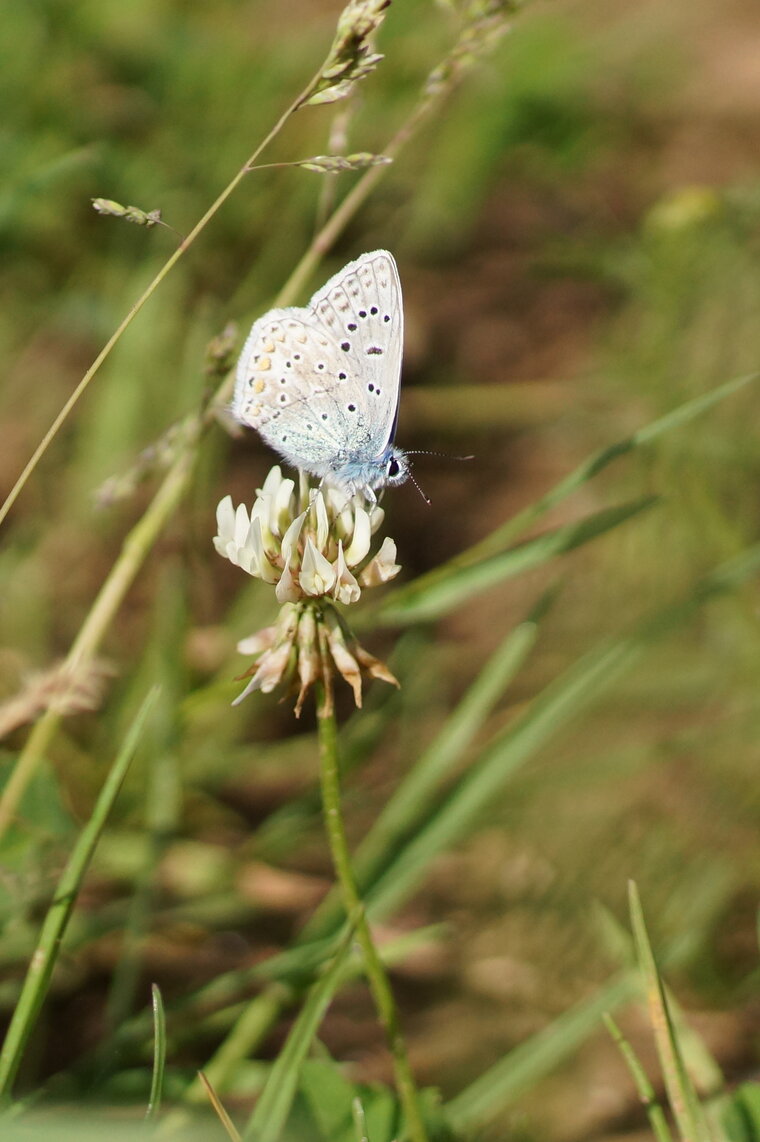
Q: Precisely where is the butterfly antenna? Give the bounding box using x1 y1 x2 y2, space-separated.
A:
409 468 431 505
406 450 475 462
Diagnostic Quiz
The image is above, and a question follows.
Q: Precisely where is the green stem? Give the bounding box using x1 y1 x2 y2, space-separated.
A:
315 689 428 1142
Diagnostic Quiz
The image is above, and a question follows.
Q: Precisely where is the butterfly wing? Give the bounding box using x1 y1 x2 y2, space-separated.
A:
232 250 404 485
308 250 403 458
233 308 349 477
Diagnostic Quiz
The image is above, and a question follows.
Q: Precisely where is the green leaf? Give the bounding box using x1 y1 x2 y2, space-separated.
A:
723 1084 760 1142
297 1062 405 1142
296 1063 446 1142
298 1060 359 1141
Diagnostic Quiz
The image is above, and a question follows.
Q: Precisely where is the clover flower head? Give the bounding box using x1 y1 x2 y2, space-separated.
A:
214 466 402 714
213 467 400 605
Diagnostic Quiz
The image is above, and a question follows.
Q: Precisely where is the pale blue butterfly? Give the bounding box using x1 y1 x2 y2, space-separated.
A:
232 250 410 502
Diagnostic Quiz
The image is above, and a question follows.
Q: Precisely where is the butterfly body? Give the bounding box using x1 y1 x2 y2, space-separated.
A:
232 250 409 500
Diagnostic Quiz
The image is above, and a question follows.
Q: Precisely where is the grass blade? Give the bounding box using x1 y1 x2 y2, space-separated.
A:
199 1071 242 1142
243 919 357 1142
628 882 713 1142
145 983 167 1122
604 1012 675 1142
0 688 158 1101
352 1097 369 1142
379 496 657 624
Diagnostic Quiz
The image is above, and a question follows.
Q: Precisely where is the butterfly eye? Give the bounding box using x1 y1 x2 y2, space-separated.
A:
388 458 400 478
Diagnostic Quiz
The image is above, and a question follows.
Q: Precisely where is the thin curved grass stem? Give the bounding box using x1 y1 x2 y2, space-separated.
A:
315 684 428 1142
0 72 322 532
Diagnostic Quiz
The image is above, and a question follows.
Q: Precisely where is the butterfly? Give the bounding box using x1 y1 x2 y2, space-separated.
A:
232 250 409 502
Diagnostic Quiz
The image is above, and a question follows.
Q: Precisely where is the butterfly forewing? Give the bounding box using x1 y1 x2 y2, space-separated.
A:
309 251 403 455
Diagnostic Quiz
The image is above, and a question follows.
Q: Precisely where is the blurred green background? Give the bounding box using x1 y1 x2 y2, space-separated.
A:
1 0 759 1137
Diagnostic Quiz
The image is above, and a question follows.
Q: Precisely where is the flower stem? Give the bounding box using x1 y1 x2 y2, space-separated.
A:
315 689 428 1142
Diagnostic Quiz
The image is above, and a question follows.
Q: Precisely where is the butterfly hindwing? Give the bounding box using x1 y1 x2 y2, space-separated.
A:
232 251 407 494
234 310 348 474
